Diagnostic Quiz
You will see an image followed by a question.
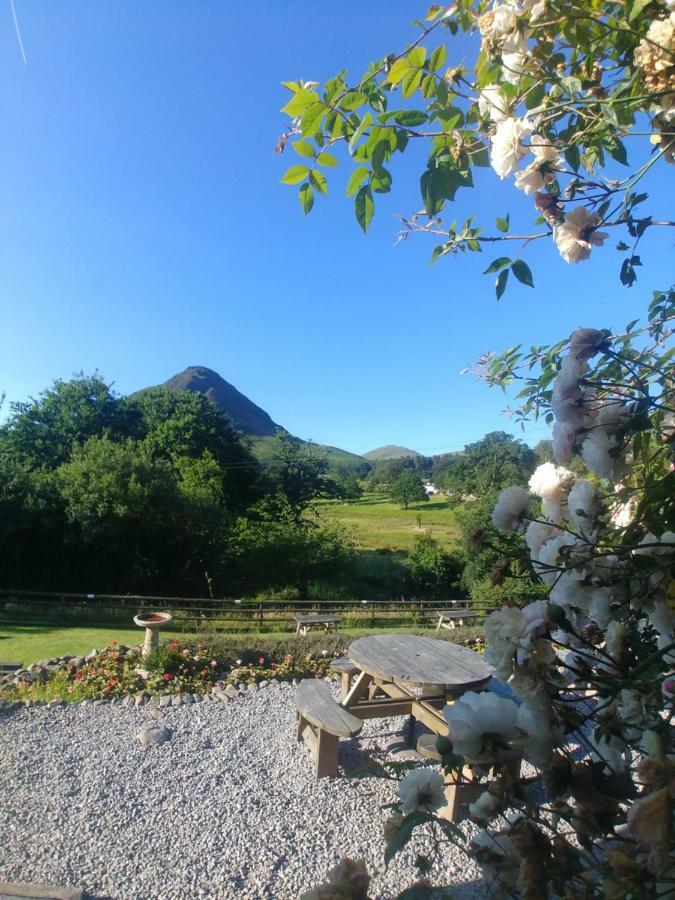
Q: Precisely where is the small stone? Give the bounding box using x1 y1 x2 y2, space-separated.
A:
171 695 182 707
85 649 98 662
269 678 280 686
149 695 161 708
257 680 269 689
122 695 134 708
92 699 108 706
48 699 66 708
137 723 172 747
80 699 91 706
247 682 259 694
73 656 85 667
224 685 239 700
159 695 172 708
191 693 203 703
182 694 194 704
216 693 230 703
134 692 148 707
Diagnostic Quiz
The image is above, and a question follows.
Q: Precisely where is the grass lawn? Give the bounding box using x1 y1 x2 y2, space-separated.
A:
0 621 468 666
316 493 462 552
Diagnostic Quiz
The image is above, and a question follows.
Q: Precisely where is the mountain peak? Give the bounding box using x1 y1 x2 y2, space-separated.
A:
147 366 281 436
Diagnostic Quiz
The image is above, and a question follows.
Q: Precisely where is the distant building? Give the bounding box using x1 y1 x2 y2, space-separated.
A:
423 481 440 495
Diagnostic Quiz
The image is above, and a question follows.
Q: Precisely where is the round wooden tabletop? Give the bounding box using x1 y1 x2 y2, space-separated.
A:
348 634 492 690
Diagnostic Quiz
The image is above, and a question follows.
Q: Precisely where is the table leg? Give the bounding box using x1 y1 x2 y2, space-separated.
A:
406 713 416 747
343 670 372 708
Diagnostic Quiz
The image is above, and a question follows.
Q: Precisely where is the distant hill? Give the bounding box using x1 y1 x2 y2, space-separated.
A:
136 366 280 436
363 445 421 461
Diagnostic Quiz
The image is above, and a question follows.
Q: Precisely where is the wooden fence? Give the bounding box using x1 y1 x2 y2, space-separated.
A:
0 588 491 634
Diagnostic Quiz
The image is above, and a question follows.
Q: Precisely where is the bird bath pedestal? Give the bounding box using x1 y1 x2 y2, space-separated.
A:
134 611 173 659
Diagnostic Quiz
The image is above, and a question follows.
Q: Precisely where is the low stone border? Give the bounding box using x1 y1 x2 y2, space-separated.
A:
0 675 343 712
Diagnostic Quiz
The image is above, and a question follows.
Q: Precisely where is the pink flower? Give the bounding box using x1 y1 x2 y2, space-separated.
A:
210 660 217 667
163 673 173 681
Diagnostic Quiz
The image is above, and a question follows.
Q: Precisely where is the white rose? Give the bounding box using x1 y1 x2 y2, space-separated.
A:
566 480 598 533
514 140 562 195
443 691 522 762
478 84 509 122
398 769 446 815
469 790 501 823
553 206 609 263
491 484 532 532
490 117 533 178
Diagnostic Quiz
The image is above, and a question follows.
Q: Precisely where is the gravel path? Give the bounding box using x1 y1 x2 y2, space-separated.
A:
0 682 489 899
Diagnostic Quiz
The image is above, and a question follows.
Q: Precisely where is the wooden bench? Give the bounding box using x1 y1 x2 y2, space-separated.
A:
295 679 363 778
294 614 341 636
330 657 359 701
435 609 476 630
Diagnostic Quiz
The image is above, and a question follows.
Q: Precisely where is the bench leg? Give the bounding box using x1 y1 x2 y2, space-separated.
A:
339 673 352 701
315 729 339 779
436 618 442 631
296 713 307 742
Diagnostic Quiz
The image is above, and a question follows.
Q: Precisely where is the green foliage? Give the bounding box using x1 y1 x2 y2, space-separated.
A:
433 431 536 496
263 430 341 517
406 533 462 598
277 2 674 295
467 577 546 610
228 497 355 597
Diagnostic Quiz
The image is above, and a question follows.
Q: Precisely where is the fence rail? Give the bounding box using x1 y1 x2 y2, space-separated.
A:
0 588 491 633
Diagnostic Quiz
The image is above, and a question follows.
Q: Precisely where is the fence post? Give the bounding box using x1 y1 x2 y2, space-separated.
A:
258 602 264 630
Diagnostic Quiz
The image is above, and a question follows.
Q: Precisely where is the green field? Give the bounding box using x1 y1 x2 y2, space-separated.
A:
316 493 462 552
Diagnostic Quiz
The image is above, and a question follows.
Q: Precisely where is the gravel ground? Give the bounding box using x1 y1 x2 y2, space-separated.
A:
0 682 489 900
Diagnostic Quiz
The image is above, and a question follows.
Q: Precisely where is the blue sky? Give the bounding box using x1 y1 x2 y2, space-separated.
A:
2 1 673 457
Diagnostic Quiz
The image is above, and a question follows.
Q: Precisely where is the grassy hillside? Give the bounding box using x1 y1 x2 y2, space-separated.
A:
315 493 461 552
250 435 367 474
363 445 421 460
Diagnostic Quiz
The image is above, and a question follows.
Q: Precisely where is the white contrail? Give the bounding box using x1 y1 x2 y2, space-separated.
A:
9 0 28 64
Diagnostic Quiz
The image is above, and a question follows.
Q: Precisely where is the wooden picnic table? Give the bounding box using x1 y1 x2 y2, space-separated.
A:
343 634 494 819
293 614 341 636
435 608 475 630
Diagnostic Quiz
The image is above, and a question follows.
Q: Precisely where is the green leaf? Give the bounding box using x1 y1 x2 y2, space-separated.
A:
355 185 374 233
495 268 509 300
340 91 367 111
620 257 637 287
525 82 546 110
348 112 372 155
429 44 447 72
292 141 315 159
564 145 580 172
385 812 433 866
407 47 427 68
346 166 369 197
387 57 411 85
391 110 428 127
280 165 311 185
316 151 338 168
401 68 424 100
630 0 651 20
495 214 509 233
483 256 511 274
281 88 318 117
300 102 326 137
309 170 328 194
371 166 392 193
511 259 534 287
298 183 314 214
